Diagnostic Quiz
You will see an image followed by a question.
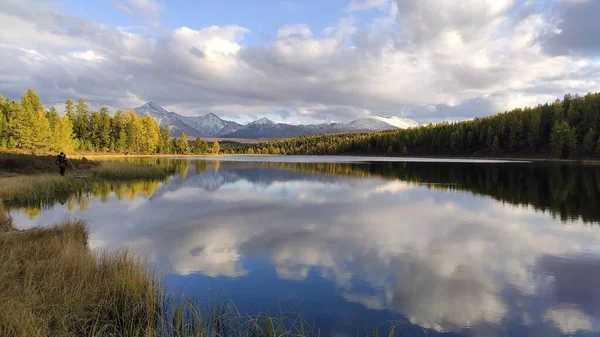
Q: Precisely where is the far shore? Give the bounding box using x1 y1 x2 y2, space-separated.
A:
3 149 600 165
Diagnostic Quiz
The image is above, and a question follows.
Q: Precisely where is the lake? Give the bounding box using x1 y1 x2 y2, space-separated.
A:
10 156 600 336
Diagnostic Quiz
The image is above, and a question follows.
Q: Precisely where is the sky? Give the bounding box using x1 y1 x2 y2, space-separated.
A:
0 0 599 124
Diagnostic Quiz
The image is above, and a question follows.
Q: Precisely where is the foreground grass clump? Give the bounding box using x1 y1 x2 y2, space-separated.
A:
0 221 159 337
0 202 13 232
0 221 321 337
92 162 176 180
0 175 90 206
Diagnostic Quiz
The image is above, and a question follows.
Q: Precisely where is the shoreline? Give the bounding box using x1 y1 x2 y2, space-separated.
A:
4 150 600 167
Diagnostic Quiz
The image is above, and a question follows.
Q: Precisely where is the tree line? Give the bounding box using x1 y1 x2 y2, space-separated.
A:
225 92 600 159
0 89 220 155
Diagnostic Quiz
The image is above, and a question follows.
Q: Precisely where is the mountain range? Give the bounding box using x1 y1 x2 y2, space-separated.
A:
133 102 419 139
48 101 419 139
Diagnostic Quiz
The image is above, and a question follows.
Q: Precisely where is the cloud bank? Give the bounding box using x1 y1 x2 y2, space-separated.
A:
0 0 599 123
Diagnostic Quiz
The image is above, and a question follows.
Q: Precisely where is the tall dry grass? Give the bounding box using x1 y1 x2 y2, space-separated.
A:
0 221 323 337
0 201 13 232
0 175 90 207
0 161 175 208
0 221 160 337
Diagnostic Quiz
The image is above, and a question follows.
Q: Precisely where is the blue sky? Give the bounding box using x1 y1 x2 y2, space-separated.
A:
54 0 363 45
1 0 599 124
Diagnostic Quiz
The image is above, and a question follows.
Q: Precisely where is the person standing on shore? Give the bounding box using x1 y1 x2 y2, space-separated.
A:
56 152 68 176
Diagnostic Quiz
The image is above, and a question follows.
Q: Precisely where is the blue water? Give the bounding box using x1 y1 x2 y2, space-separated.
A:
12 157 600 336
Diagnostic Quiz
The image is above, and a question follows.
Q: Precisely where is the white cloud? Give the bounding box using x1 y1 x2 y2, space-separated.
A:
545 306 595 334
70 50 107 63
0 0 599 123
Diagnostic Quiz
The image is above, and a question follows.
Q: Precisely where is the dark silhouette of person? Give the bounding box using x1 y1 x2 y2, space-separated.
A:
56 152 67 176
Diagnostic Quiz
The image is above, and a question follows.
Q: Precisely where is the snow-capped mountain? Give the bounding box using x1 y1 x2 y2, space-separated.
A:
223 115 419 139
133 102 198 136
178 113 243 137
371 115 420 129
131 101 420 139
48 100 420 138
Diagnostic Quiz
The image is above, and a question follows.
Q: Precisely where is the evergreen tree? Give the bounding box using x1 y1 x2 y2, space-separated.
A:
74 99 91 149
583 128 596 155
90 111 102 150
140 115 160 154
21 88 43 114
10 101 33 149
64 99 75 124
54 115 75 153
192 137 209 154
46 107 60 130
490 136 500 153
212 140 221 154
99 108 112 151
178 133 190 154
31 110 51 151
159 126 172 154
550 121 576 159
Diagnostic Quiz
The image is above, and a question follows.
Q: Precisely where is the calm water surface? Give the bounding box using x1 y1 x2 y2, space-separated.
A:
11 156 600 336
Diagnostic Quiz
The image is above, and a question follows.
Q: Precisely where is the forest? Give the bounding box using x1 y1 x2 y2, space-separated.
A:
0 89 218 155
225 92 600 159
2 89 600 159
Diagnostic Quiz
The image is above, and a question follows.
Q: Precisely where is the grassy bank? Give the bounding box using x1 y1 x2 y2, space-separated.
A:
0 153 176 207
0 221 159 337
0 221 321 337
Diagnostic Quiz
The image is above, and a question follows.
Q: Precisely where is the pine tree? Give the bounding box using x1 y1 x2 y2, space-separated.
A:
54 115 75 153
64 99 75 124
90 111 102 150
550 121 576 159
178 133 190 154
192 137 209 154
46 107 60 130
99 108 112 151
212 140 221 154
10 101 33 149
21 89 43 114
159 126 172 154
74 99 91 149
583 128 596 155
140 115 160 154
490 136 500 153
0 94 6 146
31 110 51 151
124 111 142 153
